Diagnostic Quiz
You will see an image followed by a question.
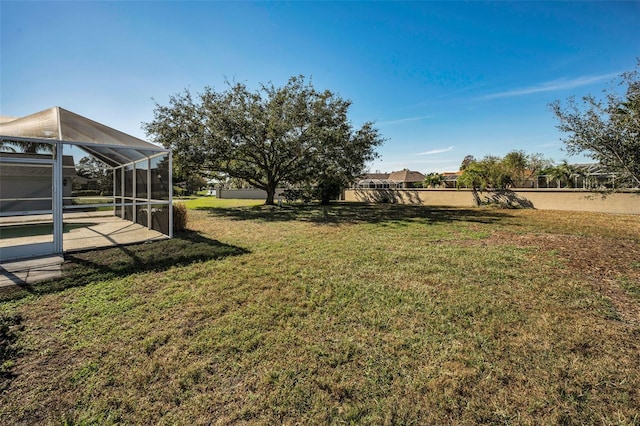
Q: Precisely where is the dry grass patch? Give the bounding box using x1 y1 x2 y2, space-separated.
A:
1 203 639 424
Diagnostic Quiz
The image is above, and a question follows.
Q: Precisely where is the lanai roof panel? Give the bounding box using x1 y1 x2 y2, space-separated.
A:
0 107 166 163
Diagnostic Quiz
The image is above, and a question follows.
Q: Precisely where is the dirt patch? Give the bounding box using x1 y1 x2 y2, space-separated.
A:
483 231 640 324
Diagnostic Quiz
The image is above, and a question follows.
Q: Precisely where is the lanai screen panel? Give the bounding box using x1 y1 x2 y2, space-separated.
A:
135 159 148 227
150 154 171 235
124 164 135 221
0 156 55 214
0 144 57 261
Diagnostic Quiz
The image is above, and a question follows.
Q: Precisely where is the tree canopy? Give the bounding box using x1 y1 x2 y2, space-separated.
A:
144 76 384 204
76 156 112 195
423 172 445 188
550 61 640 188
457 151 551 191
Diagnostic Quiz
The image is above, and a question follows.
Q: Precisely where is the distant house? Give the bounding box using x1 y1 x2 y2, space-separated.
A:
388 169 425 188
537 163 624 189
356 173 394 189
356 170 426 189
441 171 463 188
0 153 81 212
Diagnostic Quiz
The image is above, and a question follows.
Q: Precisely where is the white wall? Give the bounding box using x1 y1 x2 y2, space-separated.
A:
217 188 286 200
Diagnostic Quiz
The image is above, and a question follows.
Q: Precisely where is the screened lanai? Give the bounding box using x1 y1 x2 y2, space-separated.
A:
0 107 172 262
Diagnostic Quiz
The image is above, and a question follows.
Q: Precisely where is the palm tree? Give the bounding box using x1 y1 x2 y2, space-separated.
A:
544 161 576 188
0 140 17 152
0 140 53 154
423 172 444 188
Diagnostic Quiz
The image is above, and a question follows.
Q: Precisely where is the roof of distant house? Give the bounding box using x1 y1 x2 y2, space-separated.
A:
388 169 425 183
0 154 79 178
361 173 390 180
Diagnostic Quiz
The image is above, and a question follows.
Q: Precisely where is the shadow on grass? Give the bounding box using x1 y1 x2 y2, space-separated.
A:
199 202 514 226
0 312 22 393
0 230 249 302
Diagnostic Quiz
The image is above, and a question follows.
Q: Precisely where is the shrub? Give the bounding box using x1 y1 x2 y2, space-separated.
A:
315 179 343 205
282 188 315 203
71 190 102 197
173 202 188 232
282 183 343 204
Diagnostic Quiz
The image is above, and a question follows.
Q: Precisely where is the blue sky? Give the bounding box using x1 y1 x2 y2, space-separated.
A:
2 1 638 173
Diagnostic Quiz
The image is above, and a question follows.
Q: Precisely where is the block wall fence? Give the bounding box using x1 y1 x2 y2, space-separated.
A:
216 187 639 214
343 188 640 215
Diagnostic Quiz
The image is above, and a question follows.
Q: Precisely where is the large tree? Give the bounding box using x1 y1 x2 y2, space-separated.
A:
550 62 640 188
76 156 113 195
144 76 384 204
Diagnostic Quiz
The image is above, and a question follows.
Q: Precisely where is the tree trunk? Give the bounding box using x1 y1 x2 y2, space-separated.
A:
265 185 276 205
471 186 481 206
319 193 332 205
265 191 275 205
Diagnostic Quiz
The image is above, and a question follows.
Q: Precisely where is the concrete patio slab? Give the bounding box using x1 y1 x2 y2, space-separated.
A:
1 212 169 287
0 255 64 287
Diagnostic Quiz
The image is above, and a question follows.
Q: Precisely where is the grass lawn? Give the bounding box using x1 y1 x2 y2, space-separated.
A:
1 201 639 424
179 196 264 210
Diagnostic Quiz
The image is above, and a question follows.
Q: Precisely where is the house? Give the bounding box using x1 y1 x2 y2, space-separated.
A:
356 170 426 189
355 173 394 189
388 169 426 188
0 153 83 212
441 171 463 188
